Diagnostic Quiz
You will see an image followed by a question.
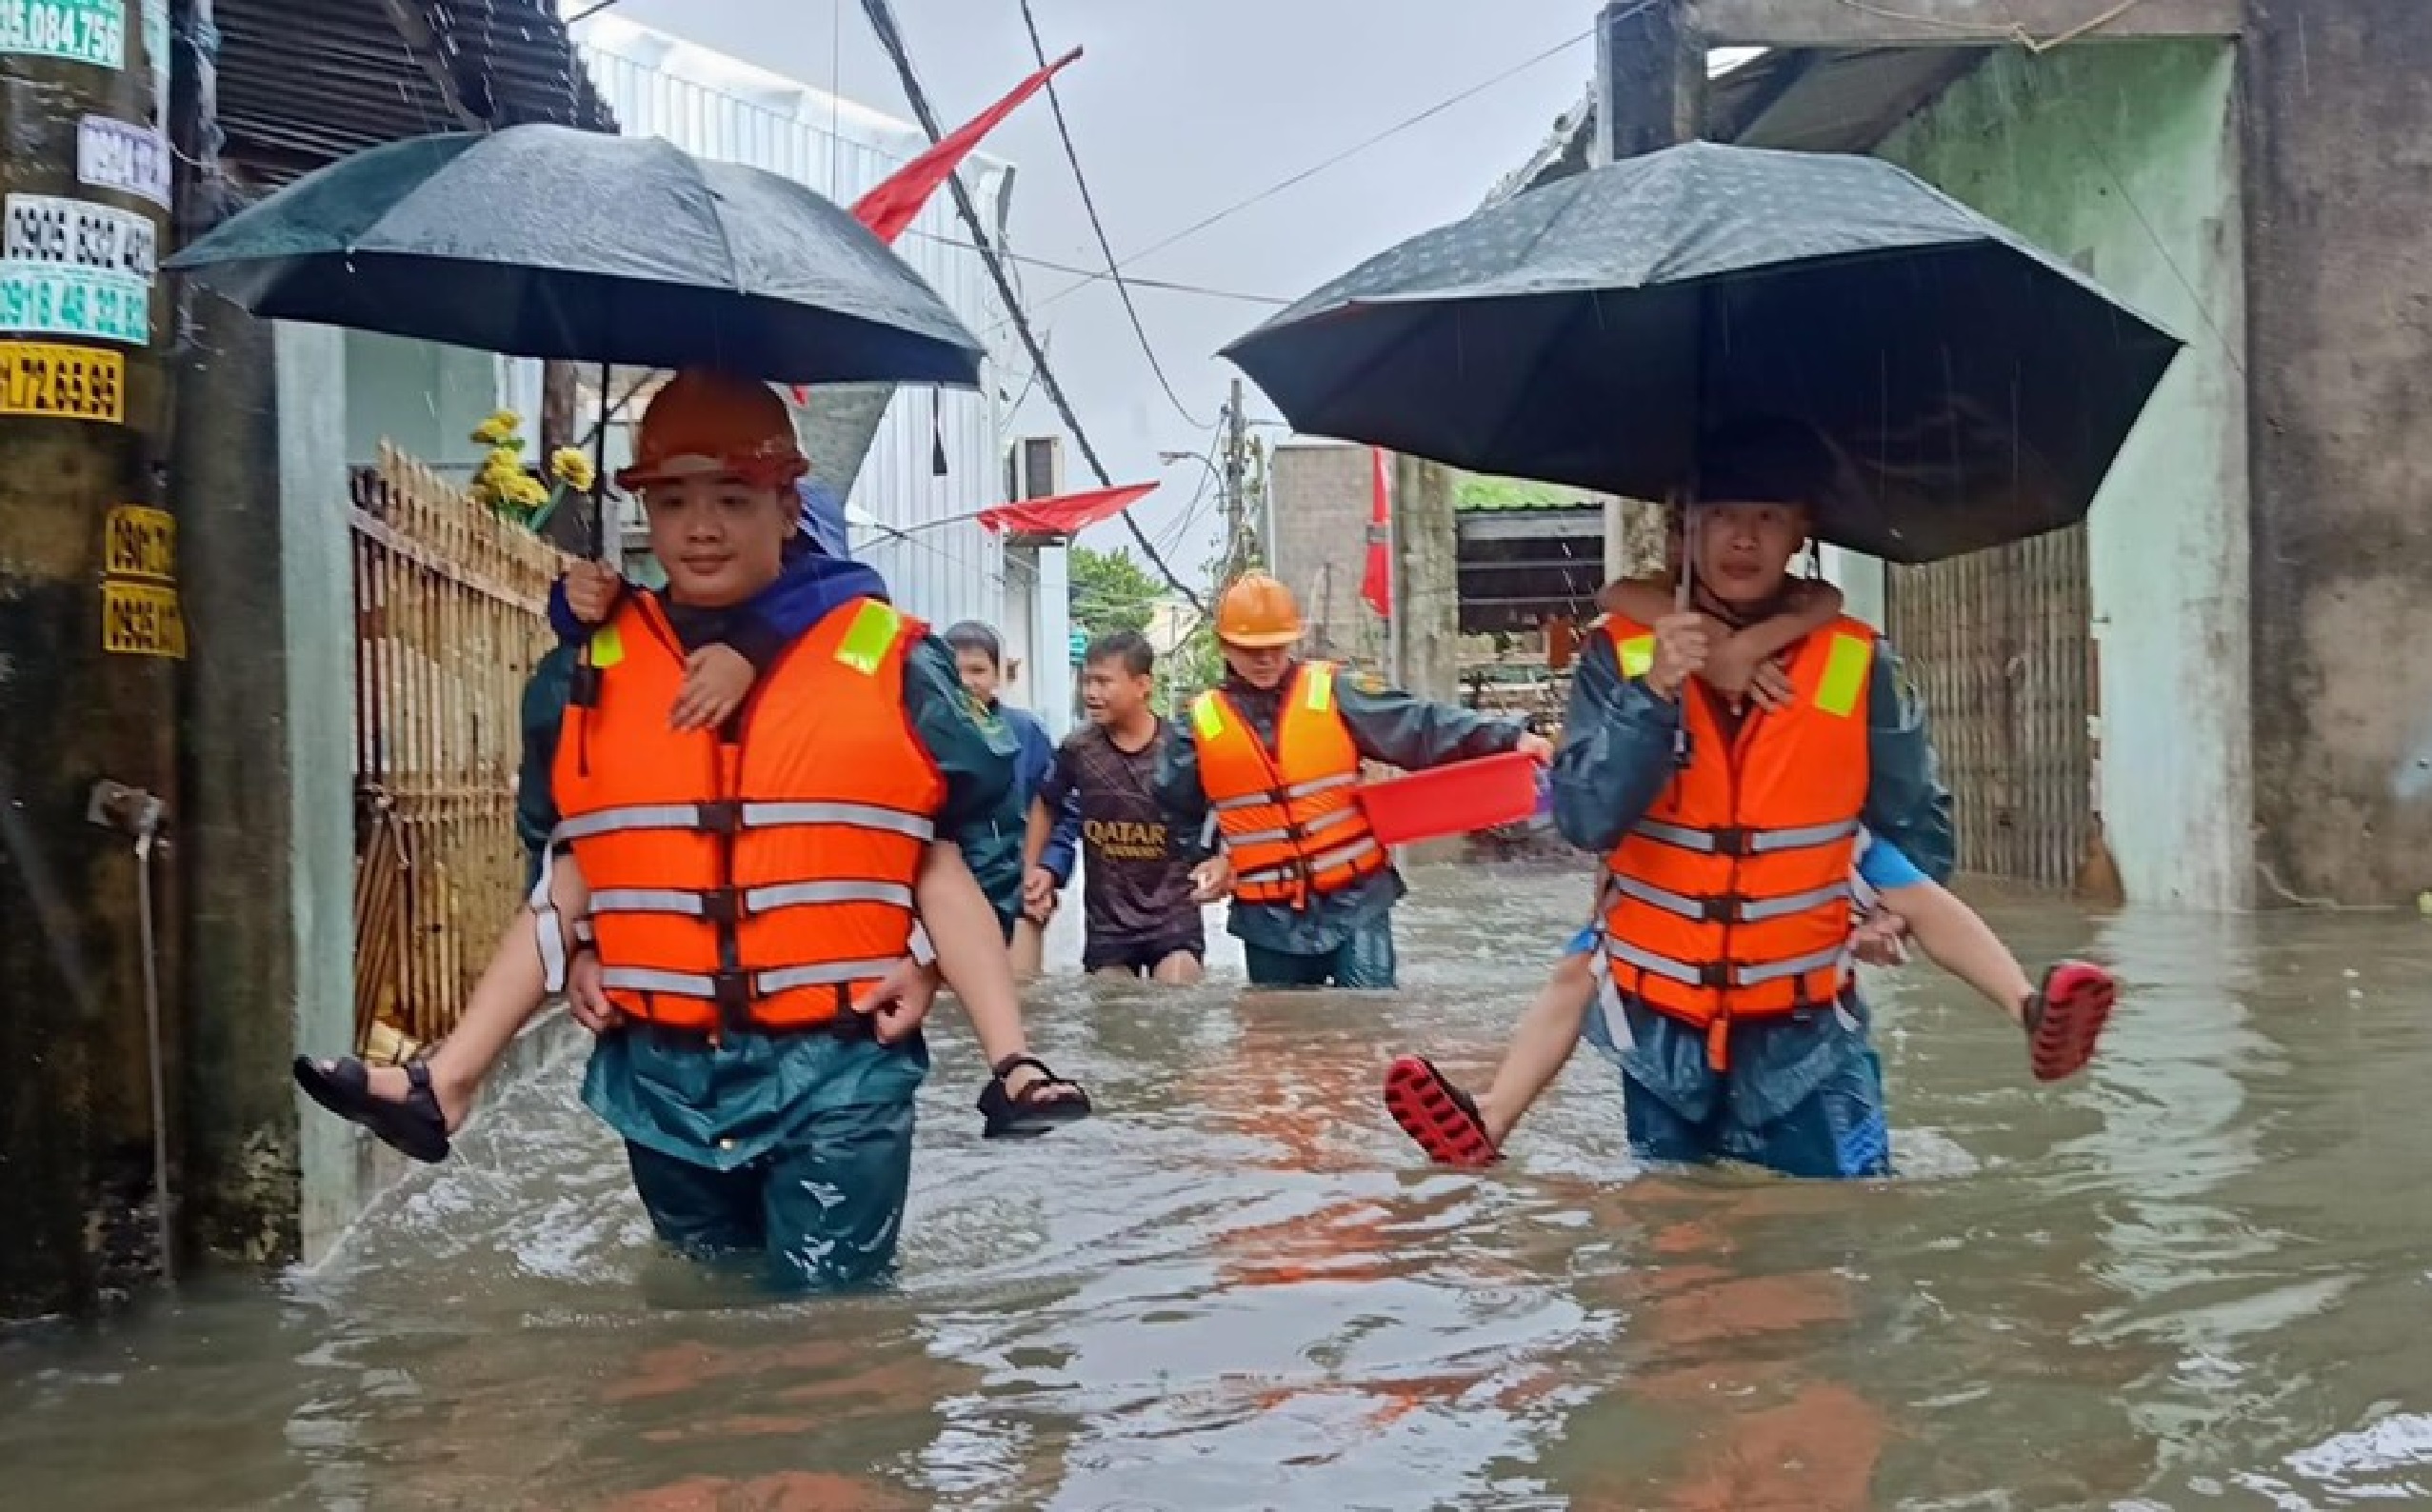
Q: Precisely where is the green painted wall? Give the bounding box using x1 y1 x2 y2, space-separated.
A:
1877 42 2250 908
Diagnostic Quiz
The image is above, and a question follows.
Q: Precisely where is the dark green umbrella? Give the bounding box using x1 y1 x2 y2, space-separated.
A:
1222 141 2183 564
164 124 984 388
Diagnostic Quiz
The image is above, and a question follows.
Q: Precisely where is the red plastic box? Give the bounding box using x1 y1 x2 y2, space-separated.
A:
1357 750 1544 846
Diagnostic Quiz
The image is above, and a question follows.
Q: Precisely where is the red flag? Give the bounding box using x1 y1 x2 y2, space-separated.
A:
1362 448 1393 618
978 481 1156 538
793 49 1085 405
853 47 1083 244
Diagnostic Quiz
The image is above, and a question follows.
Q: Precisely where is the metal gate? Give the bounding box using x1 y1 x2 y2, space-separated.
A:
1885 524 2095 889
350 445 567 1051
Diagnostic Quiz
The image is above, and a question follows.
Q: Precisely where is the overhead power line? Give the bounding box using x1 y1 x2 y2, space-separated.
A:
857 0 1207 615
1016 0 1212 428
1025 21 1603 319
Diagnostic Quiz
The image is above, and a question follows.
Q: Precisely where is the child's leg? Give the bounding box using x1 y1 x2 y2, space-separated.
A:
1875 880 2033 1024
912 841 1090 1130
294 854 588 1158
1384 931 1598 1165
1474 948 1597 1143
1875 878 2115 1082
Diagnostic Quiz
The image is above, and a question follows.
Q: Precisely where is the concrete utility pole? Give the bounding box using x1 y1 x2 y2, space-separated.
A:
1220 374 1247 587
1595 0 1706 577
1 0 181 1316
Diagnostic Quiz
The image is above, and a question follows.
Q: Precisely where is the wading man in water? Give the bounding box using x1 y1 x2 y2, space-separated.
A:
1156 572 1551 990
1525 422 1980 1176
522 369 1088 1286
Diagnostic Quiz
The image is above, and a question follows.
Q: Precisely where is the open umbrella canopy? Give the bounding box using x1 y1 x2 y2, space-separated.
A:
1223 141 2183 564
165 124 985 388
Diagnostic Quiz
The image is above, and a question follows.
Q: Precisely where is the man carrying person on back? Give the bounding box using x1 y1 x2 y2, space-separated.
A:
1023 629 1209 983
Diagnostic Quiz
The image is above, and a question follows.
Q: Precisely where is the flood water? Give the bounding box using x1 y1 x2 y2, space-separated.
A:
6 861 2432 1510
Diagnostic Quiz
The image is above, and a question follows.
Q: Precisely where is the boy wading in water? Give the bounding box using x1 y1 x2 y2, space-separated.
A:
1024 630 1210 983
296 369 1087 1286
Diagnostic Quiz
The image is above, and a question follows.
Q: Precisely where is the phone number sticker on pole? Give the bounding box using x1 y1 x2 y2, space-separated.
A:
0 340 123 421
101 580 186 659
0 0 126 69
1 193 155 346
77 117 173 209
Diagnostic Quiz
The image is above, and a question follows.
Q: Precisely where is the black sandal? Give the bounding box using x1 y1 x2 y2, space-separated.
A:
292 1056 452 1164
977 1054 1092 1140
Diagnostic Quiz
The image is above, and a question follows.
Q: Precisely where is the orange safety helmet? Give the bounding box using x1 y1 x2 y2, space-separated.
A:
613 368 809 493
1215 571 1304 648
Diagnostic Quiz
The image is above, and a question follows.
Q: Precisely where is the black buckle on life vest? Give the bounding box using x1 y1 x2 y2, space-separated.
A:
711 969 752 1036
568 663 604 709
694 800 742 836
700 887 742 925
1697 961 1732 989
1709 827 1751 858
1698 893 1745 924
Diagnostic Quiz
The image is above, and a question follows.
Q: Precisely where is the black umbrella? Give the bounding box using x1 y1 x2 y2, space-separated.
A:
1223 141 2183 564
164 124 985 388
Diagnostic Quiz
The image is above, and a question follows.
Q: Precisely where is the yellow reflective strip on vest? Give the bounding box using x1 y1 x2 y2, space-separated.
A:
1617 633 1655 680
1191 692 1224 740
1304 663 1335 712
834 600 901 675
588 623 626 669
1815 633 1870 718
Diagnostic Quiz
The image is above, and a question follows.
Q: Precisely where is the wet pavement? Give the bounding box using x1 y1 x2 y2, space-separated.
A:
6 862 2432 1509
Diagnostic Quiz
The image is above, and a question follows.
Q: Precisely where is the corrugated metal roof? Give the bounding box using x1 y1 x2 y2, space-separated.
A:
1455 475 1599 513
217 0 616 188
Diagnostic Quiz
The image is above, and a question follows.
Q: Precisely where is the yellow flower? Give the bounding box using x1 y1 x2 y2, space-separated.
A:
469 408 524 447
548 447 597 492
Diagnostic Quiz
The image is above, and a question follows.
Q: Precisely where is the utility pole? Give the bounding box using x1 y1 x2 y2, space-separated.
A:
1596 0 1706 577
1 0 181 1316
1220 374 1247 587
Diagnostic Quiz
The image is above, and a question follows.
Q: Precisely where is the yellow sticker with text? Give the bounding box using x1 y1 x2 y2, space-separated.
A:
102 580 188 660
0 341 124 423
103 505 175 583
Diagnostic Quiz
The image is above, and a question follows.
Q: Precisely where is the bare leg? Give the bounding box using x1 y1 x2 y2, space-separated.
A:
1876 880 2033 1024
1473 950 1597 1144
347 849 590 1129
1008 916 1047 981
917 843 1075 1104
1150 950 1205 985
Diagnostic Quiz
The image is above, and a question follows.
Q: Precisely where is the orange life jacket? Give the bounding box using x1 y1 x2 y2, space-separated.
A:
1593 612 1876 1071
551 592 943 1036
1190 662 1387 908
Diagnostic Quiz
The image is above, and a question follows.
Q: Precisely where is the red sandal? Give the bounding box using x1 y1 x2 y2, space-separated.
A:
1383 1056 1502 1167
2025 960 2115 1082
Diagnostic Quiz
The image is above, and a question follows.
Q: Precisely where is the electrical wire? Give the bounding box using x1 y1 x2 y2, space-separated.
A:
858 0 1207 615
1022 19 1608 319
1016 0 1212 428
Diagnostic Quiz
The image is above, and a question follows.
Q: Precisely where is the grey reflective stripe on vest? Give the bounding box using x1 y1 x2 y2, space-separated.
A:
603 958 908 1000
1601 937 1846 990
557 800 935 845
1215 771 1356 814
1629 817 1861 855
1731 944 1849 986
757 958 912 993
1226 797 1368 851
590 887 707 916
740 801 934 841
1738 882 1853 923
588 881 917 917
1610 874 1853 924
1213 791 1267 813
1238 833 1383 886
745 880 915 913
555 805 702 843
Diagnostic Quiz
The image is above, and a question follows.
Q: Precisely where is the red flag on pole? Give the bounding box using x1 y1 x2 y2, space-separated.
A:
792 49 1085 405
977 481 1157 538
852 47 1083 244
1362 448 1393 618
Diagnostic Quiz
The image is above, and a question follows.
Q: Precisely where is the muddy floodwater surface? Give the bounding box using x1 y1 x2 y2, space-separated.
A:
6 862 2432 1510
